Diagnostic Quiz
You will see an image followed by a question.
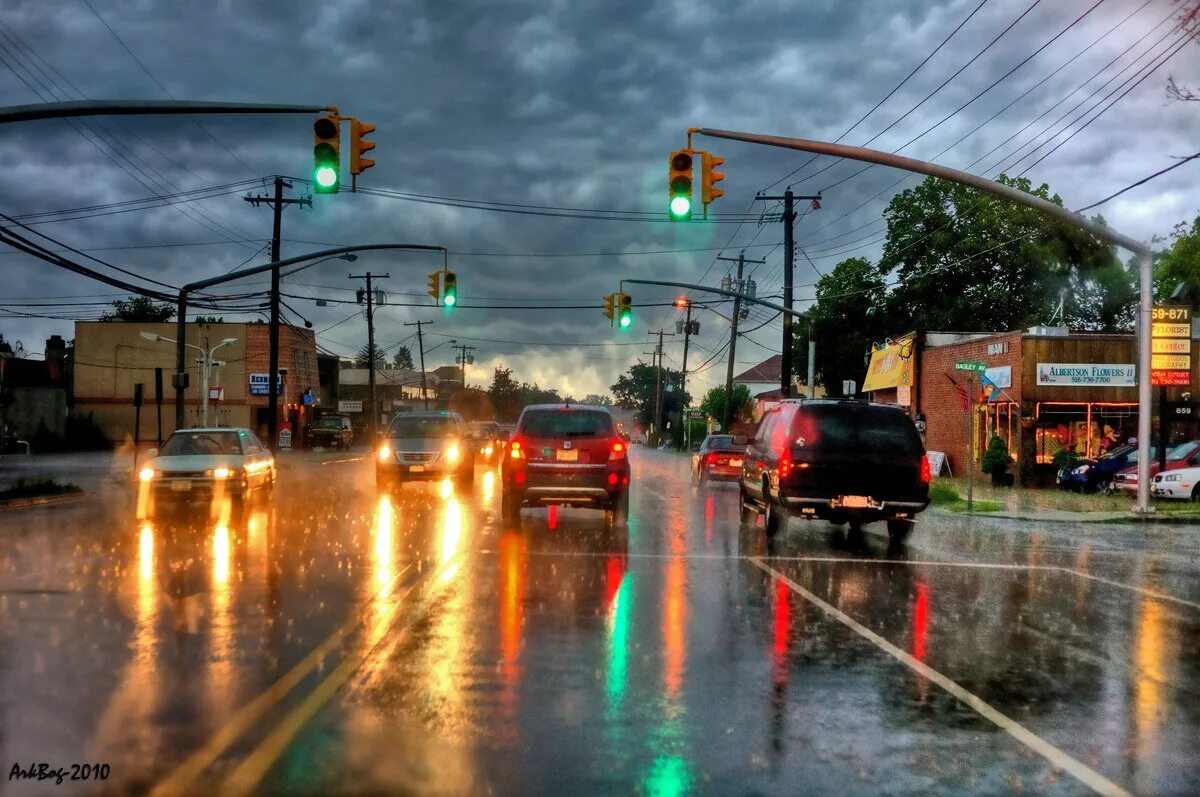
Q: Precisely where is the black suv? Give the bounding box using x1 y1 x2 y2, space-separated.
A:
739 399 930 542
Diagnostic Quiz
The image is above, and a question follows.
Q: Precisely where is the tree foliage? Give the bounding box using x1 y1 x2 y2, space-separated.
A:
582 393 612 407
611 362 688 430
392 346 414 370
448 387 494 420
100 296 175 323
699 384 753 429
1154 216 1200 302
355 344 385 368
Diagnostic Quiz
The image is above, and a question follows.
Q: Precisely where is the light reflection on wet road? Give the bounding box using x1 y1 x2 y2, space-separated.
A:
1 449 1198 795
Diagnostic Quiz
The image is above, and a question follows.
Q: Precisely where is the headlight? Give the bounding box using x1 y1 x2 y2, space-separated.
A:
138 466 155 481
445 443 460 463
1073 465 1090 475
211 467 233 479
378 444 391 463
485 446 494 456
1164 473 1182 482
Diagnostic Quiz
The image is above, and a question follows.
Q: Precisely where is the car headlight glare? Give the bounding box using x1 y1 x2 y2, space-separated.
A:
1074 465 1089 474
139 466 155 481
212 467 233 479
446 443 460 463
378 444 391 463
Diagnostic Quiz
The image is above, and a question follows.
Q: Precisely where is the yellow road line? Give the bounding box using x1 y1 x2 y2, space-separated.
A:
749 556 1131 797
149 562 414 797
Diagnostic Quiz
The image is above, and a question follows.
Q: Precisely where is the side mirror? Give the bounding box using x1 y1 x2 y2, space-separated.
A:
732 435 748 446
147 448 158 459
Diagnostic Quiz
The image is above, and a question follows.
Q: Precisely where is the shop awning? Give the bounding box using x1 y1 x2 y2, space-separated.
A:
862 336 915 392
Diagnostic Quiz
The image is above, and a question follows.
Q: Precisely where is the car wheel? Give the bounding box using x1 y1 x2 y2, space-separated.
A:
697 467 708 488
1191 485 1200 503
887 519 914 544
501 489 521 521
762 478 783 537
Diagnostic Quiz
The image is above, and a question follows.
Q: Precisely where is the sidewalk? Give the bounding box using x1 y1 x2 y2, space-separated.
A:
930 505 1200 525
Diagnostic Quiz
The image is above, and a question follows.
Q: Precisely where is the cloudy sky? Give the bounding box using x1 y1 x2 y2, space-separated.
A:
1 0 1197 398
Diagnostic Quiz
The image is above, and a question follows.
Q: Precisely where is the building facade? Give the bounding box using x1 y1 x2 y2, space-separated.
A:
74 321 320 443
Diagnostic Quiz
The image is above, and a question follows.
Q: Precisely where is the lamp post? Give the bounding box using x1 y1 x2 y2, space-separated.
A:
142 332 237 427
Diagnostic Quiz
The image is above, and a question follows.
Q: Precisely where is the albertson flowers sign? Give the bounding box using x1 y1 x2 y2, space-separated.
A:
1036 363 1136 386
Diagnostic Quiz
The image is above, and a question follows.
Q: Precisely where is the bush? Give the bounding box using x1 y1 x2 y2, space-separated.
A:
1052 448 1080 474
0 478 81 501
981 436 1014 476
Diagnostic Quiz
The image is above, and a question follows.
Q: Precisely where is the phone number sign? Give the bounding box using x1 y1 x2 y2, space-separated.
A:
1151 305 1192 387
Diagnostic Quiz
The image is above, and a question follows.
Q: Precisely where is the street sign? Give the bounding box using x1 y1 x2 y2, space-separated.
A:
338 400 363 413
1151 304 1191 387
955 361 986 373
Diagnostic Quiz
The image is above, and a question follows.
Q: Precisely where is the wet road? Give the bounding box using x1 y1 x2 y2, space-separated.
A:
2 449 1199 795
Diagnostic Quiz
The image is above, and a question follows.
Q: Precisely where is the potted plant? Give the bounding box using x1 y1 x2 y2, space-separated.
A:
981 435 1015 487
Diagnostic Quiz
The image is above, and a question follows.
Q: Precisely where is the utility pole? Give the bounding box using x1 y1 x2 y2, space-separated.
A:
454 344 477 389
679 300 693 404
717 251 765 431
404 320 432 409
647 329 675 445
808 317 816 399
756 189 821 398
349 272 390 439
244 177 310 450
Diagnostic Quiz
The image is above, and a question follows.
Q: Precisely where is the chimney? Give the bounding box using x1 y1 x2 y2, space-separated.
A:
45 335 67 362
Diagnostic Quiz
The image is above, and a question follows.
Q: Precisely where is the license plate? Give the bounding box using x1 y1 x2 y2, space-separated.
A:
171 480 192 492
556 449 578 462
729 458 743 467
841 495 869 508
409 465 425 473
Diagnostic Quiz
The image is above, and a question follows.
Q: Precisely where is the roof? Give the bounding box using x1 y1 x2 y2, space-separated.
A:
338 368 433 387
733 354 782 384
754 388 787 401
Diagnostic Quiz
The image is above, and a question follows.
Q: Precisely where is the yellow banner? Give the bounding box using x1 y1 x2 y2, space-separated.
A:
1152 338 1191 354
1152 354 1191 370
863 336 915 392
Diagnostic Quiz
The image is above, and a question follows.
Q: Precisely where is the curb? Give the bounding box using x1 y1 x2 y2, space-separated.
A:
0 491 88 512
929 506 1200 525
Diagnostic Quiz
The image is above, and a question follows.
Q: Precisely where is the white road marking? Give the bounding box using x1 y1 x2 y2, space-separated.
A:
749 555 1132 797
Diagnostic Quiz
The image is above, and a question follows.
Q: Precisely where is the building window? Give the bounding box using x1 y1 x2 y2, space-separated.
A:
980 402 1019 459
1034 402 1137 463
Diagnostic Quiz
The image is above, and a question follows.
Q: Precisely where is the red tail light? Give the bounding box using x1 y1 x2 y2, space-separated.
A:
705 452 717 465
610 440 626 460
920 455 931 484
779 449 792 478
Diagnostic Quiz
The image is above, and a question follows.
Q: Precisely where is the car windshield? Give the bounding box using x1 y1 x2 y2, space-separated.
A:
1168 440 1200 460
1098 445 1135 461
704 435 740 450
160 431 243 456
316 417 344 429
389 416 457 438
521 409 613 438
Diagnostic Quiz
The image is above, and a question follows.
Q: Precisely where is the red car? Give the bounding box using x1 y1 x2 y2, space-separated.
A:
1112 440 1200 493
692 434 747 484
501 404 630 524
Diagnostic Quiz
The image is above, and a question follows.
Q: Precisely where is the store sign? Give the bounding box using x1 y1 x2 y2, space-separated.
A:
984 366 1011 389
1151 305 1191 387
955 361 986 373
987 341 1009 356
248 372 284 396
896 385 911 406
1036 363 1135 386
337 400 363 413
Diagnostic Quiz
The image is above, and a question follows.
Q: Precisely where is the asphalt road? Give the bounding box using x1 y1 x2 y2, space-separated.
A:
1 448 1198 795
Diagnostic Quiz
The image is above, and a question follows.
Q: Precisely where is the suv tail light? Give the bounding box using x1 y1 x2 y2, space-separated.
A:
509 438 525 460
705 452 717 465
779 449 792 478
610 440 626 461
920 455 931 484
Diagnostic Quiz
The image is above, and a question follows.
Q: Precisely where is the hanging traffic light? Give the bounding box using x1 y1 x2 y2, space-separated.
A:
426 271 441 303
313 113 340 193
442 271 458 308
617 293 632 329
668 149 693 220
701 151 725 207
602 293 616 325
349 118 376 189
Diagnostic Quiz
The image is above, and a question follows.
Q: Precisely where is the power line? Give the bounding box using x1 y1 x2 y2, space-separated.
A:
1076 151 1200 213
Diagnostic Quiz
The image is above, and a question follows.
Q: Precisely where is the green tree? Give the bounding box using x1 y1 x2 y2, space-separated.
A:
582 393 612 407
448 387 494 420
488 366 523 422
100 296 175 322
392 346 415 370
1154 217 1200 302
881 175 1131 333
611 362 688 431
791 257 886 396
355 344 384 368
699 384 753 430
195 316 224 324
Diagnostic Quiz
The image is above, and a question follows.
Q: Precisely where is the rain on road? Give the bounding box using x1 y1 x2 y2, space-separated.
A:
1 448 1198 795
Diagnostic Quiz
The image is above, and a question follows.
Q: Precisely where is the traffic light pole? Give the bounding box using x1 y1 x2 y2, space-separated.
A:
0 99 326 125
693 126 1154 513
350 272 389 439
680 302 692 408
243 178 311 450
404 321 431 409
716 251 765 431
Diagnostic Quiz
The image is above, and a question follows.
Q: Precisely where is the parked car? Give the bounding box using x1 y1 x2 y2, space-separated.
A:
1151 465 1200 500
1057 444 1137 493
376 411 474 489
500 403 630 524
139 427 275 504
305 414 354 450
468 420 505 465
1112 440 1200 494
691 434 747 484
738 399 930 542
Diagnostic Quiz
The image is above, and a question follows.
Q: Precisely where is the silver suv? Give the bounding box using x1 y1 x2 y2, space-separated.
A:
375 411 474 488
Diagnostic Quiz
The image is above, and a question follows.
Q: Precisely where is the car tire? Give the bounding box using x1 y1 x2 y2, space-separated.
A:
762 478 783 537
501 489 521 521
887 519 914 544
1192 485 1200 503
697 468 708 488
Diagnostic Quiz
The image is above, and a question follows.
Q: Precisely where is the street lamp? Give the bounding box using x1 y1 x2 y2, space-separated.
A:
142 332 238 427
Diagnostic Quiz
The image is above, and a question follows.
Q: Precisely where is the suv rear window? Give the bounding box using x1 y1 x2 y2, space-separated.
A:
389 416 457 438
791 403 921 455
520 409 613 438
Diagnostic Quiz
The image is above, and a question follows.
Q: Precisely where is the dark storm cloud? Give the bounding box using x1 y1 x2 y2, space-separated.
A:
0 0 1196 394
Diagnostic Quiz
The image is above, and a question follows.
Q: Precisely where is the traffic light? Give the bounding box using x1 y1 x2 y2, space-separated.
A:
602 293 616 325
350 118 376 176
668 149 693 220
426 271 441 303
701 151 725 206
313 113 340 193
617 293 632 329
442 271 458 307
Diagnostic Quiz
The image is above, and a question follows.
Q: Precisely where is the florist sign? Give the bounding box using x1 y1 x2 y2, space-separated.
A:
1036 363 1136 387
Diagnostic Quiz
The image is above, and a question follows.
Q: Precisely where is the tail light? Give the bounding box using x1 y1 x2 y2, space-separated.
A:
705 452 717 465
509 438 525 460
779 449 792 478
610 440 626 461
920 455 931 484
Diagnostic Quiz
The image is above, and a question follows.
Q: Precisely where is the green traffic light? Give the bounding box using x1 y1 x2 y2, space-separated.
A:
443 293 456 307
314 165 338 189
669 195 691 218
619 312 631 328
